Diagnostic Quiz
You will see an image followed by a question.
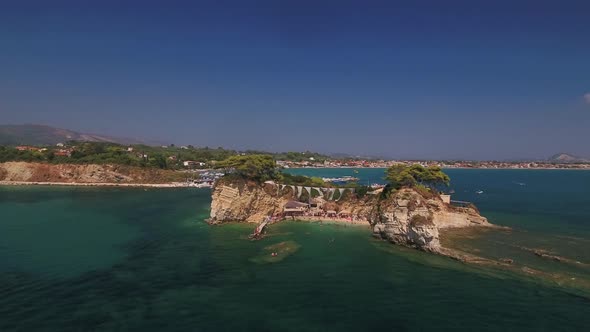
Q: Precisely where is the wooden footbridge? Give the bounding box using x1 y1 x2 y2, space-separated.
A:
249 217 272 240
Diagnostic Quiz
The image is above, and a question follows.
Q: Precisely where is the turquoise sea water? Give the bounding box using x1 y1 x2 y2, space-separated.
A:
1 169 590 331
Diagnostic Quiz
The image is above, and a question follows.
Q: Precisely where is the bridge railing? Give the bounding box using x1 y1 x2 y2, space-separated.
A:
450 200 472 207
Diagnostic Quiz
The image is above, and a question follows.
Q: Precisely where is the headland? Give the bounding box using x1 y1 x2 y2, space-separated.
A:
209 170 496 259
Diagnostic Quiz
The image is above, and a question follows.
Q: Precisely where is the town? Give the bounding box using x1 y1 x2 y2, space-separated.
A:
3 142 590 171
277 158 590 170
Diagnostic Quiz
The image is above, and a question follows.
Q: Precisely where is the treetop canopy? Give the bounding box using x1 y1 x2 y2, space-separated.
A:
385 164 450 190
215 154 279 181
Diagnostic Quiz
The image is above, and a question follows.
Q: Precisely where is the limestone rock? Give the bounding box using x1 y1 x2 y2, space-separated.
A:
209 180 289 223
369 189 490 252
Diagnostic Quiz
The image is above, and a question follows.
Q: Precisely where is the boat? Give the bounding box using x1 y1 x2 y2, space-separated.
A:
322 176 359 183
476 190 484 194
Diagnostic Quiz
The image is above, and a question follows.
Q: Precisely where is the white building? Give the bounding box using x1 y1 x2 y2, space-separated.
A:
183 161 205 168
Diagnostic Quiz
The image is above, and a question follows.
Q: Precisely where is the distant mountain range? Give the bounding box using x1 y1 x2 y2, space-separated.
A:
0 124 145 146
547 153 590 163
328 152 388 160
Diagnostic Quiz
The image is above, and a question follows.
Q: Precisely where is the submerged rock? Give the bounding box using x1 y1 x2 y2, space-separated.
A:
249 240 301 264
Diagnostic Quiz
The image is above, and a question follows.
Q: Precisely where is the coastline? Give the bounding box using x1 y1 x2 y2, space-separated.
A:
0 180 197 188
287 166 590 170
292 216 370 226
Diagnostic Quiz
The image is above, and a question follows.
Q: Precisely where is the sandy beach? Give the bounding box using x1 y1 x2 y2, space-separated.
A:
292 215 370 226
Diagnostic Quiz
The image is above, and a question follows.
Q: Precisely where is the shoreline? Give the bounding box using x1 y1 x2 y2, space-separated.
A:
292 216 370 226
0 180 203 188
287 166 590 171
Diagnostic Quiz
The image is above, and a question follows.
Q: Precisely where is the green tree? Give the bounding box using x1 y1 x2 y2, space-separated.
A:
386 164 449 190
385 164 417 188
215 154 278 181
148 153 167 169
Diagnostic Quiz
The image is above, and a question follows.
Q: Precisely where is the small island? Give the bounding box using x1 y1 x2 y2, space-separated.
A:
209 155 494 257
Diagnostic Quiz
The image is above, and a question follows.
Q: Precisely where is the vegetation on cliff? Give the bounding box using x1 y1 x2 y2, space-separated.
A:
0 142 236 169
215 154 372 199
215 154 281 181
386 164 450 190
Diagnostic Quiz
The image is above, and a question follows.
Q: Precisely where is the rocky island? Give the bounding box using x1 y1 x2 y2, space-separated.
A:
209 155 493 256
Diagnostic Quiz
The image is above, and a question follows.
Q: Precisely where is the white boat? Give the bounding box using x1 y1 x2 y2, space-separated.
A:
476 190 484 194
322 176 360 183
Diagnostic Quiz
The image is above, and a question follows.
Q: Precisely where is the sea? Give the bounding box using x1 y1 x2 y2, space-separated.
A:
1 168 589 331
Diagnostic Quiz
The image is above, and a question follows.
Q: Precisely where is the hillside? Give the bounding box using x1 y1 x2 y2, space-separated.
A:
0 124 143 146
548 153 589 163
0 162 184 184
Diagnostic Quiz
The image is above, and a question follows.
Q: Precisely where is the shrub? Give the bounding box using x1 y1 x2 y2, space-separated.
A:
215 154 279 181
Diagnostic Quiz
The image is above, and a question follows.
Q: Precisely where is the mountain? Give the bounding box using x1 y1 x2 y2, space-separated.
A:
328 152 386 160
548 153 590 163
0 124 145 146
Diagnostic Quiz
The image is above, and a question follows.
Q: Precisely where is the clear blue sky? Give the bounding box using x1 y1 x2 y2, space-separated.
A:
1 0 589 160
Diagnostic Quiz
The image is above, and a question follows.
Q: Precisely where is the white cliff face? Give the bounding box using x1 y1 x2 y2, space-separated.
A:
370 191 441 252
209 180 289 223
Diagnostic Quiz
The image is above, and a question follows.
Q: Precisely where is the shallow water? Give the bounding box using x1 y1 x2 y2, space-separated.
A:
1 170 590 331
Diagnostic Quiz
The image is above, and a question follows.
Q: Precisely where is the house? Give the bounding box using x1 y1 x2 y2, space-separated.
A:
16 146 41 152
309 198 325 210
283 201 309 216
54 149 72 157
56 143 65 147
183 161 205 168
127 147 134 152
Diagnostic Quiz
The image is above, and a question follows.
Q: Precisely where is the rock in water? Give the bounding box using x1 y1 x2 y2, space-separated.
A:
249 240 301 264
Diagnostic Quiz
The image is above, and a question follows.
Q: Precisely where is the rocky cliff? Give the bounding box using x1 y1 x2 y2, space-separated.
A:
209 180 291 223
209 179 492 253
369 188 488 252
0 162 184 184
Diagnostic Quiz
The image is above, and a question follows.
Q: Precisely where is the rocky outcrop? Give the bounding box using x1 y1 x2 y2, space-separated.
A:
209 179 290 223
369 188 490 253
209 180 492 253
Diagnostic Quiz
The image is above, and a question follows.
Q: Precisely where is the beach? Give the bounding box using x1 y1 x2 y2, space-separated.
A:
292 215 370 226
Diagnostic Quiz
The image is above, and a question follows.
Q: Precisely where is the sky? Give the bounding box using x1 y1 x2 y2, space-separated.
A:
1 0 589 160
